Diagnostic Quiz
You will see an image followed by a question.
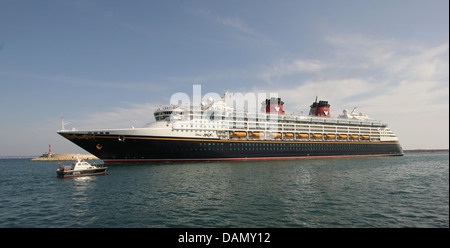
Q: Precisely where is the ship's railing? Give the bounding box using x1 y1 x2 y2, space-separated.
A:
155 101 387 127
171 115 394 142
157 102 396 142
164 107 386 127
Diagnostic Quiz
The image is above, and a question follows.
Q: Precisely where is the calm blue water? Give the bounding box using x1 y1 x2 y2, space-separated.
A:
0 152 448 228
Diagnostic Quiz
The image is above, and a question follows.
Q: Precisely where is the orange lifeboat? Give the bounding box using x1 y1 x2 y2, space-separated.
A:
337 134 348 140
311 134 323 139
361 135 370 140
284 133 294 138
325 134 336 140
250 132 264 138
350 135 359 140
231 132 247 138
270 133 282 139
297 133 309 139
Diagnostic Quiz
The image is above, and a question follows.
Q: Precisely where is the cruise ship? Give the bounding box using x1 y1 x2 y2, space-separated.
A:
58 92 403 164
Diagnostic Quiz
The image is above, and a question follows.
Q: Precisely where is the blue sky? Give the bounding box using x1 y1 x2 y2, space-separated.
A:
1 0 448 156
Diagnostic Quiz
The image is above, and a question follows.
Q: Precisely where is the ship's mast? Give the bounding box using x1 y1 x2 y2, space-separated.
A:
61 115 70 131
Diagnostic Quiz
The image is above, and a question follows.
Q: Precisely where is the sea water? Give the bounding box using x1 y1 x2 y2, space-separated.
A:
0 152 448 228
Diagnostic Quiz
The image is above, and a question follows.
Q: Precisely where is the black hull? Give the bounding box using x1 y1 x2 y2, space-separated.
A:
59 133 403 164
57 168 107 178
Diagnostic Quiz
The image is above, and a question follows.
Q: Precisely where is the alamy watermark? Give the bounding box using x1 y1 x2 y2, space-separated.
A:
167 84 282 131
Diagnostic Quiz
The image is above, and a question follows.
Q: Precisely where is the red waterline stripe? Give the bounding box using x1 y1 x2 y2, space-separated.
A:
103 154 403 164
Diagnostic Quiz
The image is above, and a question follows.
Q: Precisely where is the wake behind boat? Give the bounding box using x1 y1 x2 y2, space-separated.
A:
56 157 107 178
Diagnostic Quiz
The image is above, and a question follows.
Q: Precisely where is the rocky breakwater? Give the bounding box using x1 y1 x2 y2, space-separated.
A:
30 153 99 161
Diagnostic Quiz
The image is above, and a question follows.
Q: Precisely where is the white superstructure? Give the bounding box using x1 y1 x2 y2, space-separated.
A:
151 93 399 143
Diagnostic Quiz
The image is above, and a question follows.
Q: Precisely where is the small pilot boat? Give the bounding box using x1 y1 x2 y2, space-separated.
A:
57 158 107 178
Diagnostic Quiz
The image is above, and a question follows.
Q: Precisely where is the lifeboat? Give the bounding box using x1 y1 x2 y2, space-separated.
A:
349 135 359 140
270 132 282 139
297 133 309 139
361 135 370 140
311 133 323 139
284 133 294 138
231 132 247 138
325 134 336 140
337 134 348 140
250 132 264 138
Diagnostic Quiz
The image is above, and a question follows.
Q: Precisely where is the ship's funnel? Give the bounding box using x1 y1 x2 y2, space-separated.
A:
264 97 284 114
309 98 330 117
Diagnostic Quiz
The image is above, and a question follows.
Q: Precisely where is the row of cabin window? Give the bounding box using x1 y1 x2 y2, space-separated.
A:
198 142 377 147
169 145 381 152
